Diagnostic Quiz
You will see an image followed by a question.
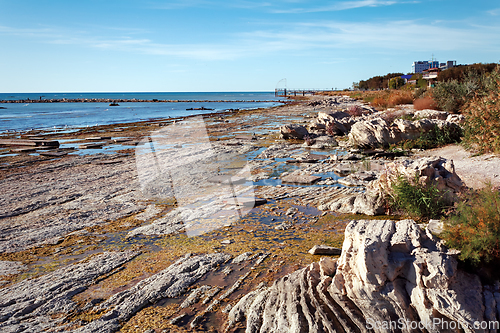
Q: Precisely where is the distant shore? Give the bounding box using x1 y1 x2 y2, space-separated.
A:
0 98 286 104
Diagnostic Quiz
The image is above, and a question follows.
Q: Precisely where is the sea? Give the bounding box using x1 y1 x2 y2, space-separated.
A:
0 92 284 133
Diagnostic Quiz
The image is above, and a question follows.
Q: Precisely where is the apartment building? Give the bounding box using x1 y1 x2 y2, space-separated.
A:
412 60 456 73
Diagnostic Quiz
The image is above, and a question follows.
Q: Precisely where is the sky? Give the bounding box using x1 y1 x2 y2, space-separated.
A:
0 0 499 92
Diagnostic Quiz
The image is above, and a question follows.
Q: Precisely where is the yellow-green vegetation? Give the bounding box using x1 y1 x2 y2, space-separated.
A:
442 185 500 265
397 125 462 151
119 304 190 333
389 174 448 221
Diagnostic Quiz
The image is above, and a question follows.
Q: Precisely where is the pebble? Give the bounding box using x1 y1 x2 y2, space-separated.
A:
285 207 299 216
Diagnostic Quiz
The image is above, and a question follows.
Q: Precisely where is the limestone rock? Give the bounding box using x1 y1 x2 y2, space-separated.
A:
0 261 27 276
447 114 466 125
414 109 449 120
279 124 309 140
331 219 485 332
348 117 400 148
0 251 139 332
317 110 350 124
227 219 489 333
427 219 444 235
281 173 322 185
308 245 342 255
373 157 466 203
314 135 338 147
74 253 231 333
325 190 386 216
308 121 326 131
348 117 461 148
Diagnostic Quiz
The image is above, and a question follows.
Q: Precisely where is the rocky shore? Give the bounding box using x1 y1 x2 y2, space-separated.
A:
0 95 498 332
0 98 283 104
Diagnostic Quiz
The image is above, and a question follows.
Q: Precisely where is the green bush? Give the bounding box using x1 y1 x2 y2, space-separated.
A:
389 77 405 89
401 124 462 150
442 186 500 265
414 87 427 100
438 63 498 83
390 174 448 220
432 80 468 112
433 67 496 113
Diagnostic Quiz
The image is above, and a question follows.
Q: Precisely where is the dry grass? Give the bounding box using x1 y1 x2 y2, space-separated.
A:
414 96 438 110
387 90 414 106
340 90 415 110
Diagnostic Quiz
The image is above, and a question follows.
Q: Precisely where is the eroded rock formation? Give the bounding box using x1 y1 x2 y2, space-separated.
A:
226 219 494 333
348 117 461 148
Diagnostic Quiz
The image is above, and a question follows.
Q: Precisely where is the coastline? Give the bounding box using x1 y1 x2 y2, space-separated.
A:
0 98 285 104
0 94 497 332
0 95 286 134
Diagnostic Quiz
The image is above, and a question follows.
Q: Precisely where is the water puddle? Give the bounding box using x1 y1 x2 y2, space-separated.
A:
0 153 18 158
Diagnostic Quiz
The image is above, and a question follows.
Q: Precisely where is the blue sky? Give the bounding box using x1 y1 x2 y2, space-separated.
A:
1 0 499 92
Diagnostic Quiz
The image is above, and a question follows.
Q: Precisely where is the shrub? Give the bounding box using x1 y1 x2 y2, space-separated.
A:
413 96 438 110
389 173 448 220
442 186 500 265
380 108 409 123
401 124 462 150
368 90 414 109
433 67 495 113
348 105 363 116
432 80 468 112
414 87 427 100
325 122 343 136
387 90 414 106
438 63 498 83
371 96 388 108
462 67 500 153
389 77 405 89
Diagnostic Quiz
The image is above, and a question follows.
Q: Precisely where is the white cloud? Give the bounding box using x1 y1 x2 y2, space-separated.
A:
0 25 59 38
488 8 500 16
271 0 406 13
147 0 415 13
238 19 500 53
147 0 215 10
1 17 499 62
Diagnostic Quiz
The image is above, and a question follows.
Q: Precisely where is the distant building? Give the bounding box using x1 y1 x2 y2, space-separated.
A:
412 60 455 73
439 60 457 70
422 67 441 87
412 61 430 74
400 74 413 84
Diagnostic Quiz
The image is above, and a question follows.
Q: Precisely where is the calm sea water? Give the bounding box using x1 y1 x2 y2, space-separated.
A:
0 92 283 133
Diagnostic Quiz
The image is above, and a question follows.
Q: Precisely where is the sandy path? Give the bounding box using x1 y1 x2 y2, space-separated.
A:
417 144 500 189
